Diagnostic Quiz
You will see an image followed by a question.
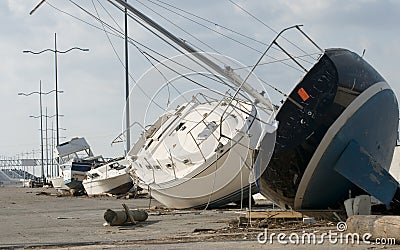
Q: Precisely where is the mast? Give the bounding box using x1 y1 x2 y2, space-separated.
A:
112 0 273 111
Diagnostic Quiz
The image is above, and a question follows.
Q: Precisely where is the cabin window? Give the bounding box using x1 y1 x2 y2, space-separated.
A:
145 139 154 150
197 121 218 140
175 122 186 131
110 163 125 170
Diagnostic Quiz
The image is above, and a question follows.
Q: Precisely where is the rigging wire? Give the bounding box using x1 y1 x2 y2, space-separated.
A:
95 0 124 33
107 0 259 102
43 2 277 160
70 0 170 112
137 0 220 55
94 0 212 112
74 0 229 99
50 0 250 107
47 1 269 107
144 0 314 68
136 0 228 67
228 0 319 62
46 1 122 39
143 0 263 54
46 0 313 105
93 0 172 110
232 51 322 70
91 0 123 73
142 0 312 72
150 0 267 46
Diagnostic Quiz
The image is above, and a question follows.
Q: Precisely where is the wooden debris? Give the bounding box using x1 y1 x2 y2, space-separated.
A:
122 203 136 225
246 210 345 221
36 191 51 196
246 210 303 219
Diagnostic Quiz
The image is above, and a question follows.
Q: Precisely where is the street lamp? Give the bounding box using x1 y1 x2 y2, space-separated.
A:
44 126 66 177
31 112 64 178
23 33 89 146
18 81 63 183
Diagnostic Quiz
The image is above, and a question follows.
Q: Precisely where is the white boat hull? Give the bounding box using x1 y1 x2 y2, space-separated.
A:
147 136 261 209
49 176 69 191
83 158 133 196
83 172 133 196
130 99 276 209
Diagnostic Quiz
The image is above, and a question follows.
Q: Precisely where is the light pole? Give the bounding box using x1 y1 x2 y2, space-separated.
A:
19 81 43 182
19 81 62 183
23 34 89 146
30 113 64 179
125 0 131 153
44 125 66 177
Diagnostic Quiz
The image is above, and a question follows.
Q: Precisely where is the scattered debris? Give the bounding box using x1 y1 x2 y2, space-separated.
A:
246 209 345 221
56 217 80 220
246 210 303 219
302 217 316 224
36 191 51 196
344 195 371 217
69 189 85 197
193 228 216 233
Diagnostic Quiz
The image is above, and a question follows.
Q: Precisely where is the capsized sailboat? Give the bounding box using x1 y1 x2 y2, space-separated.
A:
257 44 400 209
127 96 276 208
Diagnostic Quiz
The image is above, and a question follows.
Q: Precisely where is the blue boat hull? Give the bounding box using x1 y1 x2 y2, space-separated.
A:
295 82 398 209
258 48 399 209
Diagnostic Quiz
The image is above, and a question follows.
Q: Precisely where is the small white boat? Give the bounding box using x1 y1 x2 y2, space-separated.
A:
83 157 133 196
54 137 104 191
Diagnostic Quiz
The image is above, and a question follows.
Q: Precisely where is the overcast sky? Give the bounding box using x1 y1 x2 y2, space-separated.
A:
1 0 400 166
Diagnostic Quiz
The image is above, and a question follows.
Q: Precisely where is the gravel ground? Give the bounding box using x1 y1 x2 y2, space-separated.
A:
0 187 397 249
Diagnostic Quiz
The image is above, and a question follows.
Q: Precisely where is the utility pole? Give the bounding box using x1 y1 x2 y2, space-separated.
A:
125 0 131 154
